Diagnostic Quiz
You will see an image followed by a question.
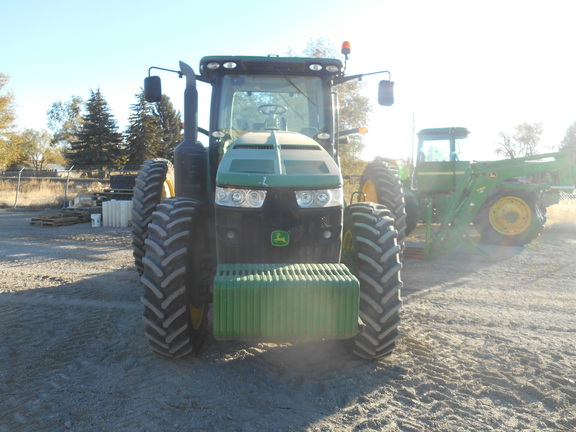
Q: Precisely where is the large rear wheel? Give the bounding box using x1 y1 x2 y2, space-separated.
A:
360 161 409 247
341 203 403 360
140 198 212 358
474 190 545 246
131 159 175 274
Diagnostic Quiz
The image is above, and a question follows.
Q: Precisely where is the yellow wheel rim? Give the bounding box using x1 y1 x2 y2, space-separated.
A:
341 229 359 275
361 180 377 203
488 196 532 236
162 179 175 199
190 304 205 330
342 230 355 253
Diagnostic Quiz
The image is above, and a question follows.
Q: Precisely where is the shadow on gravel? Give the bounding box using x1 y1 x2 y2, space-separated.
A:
401 241 524 299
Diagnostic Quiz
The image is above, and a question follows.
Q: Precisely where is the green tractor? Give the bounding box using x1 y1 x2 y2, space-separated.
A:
359 127 575 258
131 45 405 359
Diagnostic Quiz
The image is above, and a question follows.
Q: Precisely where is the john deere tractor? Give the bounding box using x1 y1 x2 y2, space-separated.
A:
359 127 575 258
131 44 405 359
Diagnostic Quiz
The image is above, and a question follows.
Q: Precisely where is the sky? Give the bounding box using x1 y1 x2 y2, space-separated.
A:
2 0 575 162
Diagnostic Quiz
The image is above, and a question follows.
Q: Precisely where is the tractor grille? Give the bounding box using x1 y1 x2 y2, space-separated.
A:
213 263 359 342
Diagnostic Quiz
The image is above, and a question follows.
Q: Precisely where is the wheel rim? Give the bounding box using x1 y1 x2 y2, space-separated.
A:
361 180 377 202
190 304 205 330
341 230 357 274
162 179 175 199
488 196 532 236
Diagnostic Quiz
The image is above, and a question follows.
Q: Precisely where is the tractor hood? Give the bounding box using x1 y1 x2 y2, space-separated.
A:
216 131 342 188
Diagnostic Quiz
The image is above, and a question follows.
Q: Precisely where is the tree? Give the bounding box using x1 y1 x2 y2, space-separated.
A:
0 73 16 134
495 132 517 159
514 122 543 156
300 38 372 174
47 96 84 148
560 121 576 154
154 94 182 160
0 73 19 169
495 122 543 158
125 90 163 167
17 128 63 170
67 89 124 170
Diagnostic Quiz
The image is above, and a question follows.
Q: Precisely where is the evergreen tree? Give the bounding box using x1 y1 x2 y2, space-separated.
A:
154 94 182 160
67 89 124 169
125 90 163 167
560 121 576 155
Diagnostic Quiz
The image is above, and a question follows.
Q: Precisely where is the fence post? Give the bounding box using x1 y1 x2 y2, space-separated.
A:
63 165 75 208
12 167 25 208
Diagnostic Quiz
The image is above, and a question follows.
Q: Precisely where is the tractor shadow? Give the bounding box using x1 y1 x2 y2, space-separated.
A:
401 224 526 299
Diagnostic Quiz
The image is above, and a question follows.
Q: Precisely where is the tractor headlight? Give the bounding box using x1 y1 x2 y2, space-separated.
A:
295 188 343 208
216 187 267 208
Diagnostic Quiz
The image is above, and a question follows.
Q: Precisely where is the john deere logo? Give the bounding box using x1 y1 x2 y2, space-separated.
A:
271 230 290 247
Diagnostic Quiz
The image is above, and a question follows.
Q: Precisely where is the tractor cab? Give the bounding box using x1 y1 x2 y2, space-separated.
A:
413 127 470 194
198 56 345 186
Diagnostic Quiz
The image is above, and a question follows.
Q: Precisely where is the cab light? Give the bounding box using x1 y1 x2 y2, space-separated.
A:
317 133 331 140
223 61 237 69
309 64 323 71
295 188 343 208
326 64 340 73
216 187 267 208
206 62 220 70
341 41 351 55
212 130 226 138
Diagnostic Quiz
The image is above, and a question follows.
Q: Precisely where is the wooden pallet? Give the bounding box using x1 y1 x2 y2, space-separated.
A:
30 211 93 227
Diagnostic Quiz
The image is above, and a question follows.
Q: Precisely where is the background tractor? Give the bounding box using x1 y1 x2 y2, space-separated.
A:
131 44 406 360
359 127 576 258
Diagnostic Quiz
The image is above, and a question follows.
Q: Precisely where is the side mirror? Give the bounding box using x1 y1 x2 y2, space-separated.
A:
378 80 394 106
144 76 162 102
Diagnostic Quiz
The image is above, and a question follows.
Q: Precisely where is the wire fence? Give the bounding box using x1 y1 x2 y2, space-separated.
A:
0 168 138 209
546 191 576 227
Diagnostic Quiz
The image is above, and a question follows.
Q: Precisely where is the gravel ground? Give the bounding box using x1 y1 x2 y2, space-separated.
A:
1 209 575 432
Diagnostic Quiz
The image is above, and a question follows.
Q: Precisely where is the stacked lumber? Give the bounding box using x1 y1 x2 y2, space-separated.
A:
30 211 93 227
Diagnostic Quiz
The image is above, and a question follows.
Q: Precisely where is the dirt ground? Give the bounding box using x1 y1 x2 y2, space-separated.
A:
1 209 575 432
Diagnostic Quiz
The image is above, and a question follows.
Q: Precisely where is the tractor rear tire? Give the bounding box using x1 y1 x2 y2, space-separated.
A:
474 189 546 246
140 197 211 358
131 159 175 275
360 161 409 248
341 202 403 360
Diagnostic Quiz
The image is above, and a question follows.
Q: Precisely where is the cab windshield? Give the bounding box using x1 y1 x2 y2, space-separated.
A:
216 75 326 142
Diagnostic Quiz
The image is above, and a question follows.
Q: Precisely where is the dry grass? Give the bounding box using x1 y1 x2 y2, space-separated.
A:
0 179 105 209
545 197 576 231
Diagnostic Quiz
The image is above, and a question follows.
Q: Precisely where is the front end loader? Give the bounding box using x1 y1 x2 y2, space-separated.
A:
132 45 405 359
358 127 576 258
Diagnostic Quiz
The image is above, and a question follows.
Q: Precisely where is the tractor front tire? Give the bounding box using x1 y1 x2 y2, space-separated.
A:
342 203 403 360
131 159 175 274
360 161 409 247
474 190 545 246
140 198 212 358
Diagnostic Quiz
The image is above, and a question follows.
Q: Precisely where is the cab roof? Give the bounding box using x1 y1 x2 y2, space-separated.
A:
199 56 344 80
418 127 470 140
